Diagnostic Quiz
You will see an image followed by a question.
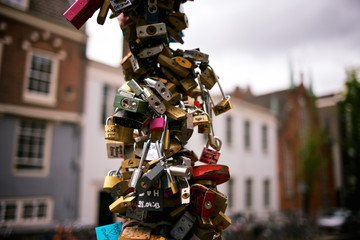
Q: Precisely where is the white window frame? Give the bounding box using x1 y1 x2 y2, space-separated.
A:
0 197 53 226
12 118 53 177
23 49 60 107
0 0 29 10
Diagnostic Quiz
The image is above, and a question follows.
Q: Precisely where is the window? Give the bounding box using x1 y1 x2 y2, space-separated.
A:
23 50 59 106
101 84 117 125
264 179 270 207
284 143 294 199
226 116 232 145
262 124 268 152
0 197 53 226
0 0 29 10
14 118 52 176
245 178 252 208
244 120 251 149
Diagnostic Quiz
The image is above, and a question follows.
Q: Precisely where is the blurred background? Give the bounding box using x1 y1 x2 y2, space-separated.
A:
0 0 359 239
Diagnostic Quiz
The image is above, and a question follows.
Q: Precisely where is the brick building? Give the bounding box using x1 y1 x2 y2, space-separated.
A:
0 0 86 236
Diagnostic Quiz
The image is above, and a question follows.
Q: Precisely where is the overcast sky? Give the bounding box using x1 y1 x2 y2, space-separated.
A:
86 0 360 96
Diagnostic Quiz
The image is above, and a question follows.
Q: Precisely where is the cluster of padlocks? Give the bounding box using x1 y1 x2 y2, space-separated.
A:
64 0 232 239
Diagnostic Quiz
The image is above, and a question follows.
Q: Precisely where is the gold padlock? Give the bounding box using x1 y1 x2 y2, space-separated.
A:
104 117 120 140
193 114 209 126
180 76 198 94
174 56 192 69
200 66 217 90
158 54 189 78
122 157 141 168
197 216 214 228
212 211 232 232
165 105 187 120
161 66 180 86
109 195 135 214
198 123 211 134
119 226 151 240
213 96 232 116
103 171 121 193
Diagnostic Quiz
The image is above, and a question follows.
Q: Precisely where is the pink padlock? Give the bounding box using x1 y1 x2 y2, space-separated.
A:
149 117 165 132
63 0 103 29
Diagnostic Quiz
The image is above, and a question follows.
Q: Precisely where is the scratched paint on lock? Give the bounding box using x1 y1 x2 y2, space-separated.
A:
137 186 163 211
95 222 123 240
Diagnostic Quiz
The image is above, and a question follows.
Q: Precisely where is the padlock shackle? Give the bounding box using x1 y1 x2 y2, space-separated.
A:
207 134 222 151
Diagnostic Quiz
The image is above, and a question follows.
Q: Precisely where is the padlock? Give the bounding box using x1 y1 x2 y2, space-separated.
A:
130 54 147 75
149 116 165 132
198 123 211 134
126 203 148 221
120 16 137 43
106 140 125 158
213 96 232 116
170 211 196 240
138 44 164 59
212 211 232 232
109 194 136 214
121 52 140 81
104 117 120 140
103 170 121 193
119 226 151 240
211 190 228 217
192 165 230 185
158 54 189 78
199 138 222 165
113 89 149 113
144 78 172 101
113 108 150 129
177 177 190 204
192 113 209 126
136 23 168 43
169 165 192 179
136 162 165 193
110 180 132 198
166 26 184 44
165 105 187 120
174 56 192 69
122 156 141 169
97 0 111 25
184 49 209 63
137 185 163 211
161 67 180 86
128 80 166 114
109 0 132 15
180 76 198 94
129 38 143 56
63 0 103 29
189 184 215 218
167 12 188 32
177 113 193 144
199 66 217 90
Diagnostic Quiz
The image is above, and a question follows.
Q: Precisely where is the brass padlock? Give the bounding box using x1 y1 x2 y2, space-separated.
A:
174 56 192 69
103 170 121 193
198 123 211 134
119 226 151 240
168 12 188 32
212 211 232 232
165 105 187 120
193 113 209 126
158 54 189 78
213 96 232 116
104 117 120 140
200 66 217 90
109 194 136 214
180 76 198 94
161 66 180 86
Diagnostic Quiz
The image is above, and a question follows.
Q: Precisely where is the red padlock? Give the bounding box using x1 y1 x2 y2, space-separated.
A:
191 165 230 185
199 142 220 164
189 184 215 218
63 0 103 29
